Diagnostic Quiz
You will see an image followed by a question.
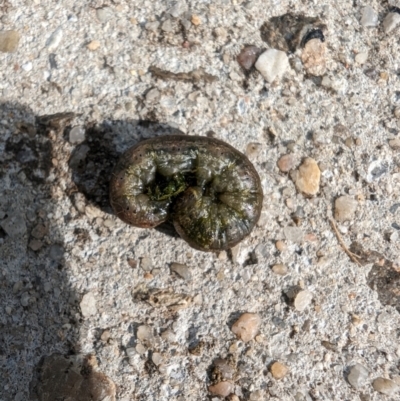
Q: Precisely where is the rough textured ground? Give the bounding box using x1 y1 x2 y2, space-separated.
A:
1 1 400 400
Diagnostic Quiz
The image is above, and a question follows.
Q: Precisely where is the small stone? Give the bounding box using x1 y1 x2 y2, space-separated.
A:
0 30 20 53
191 15 201 26
140 256 152 271
135 343 146 355
383 12 400 34
145 21 160 31
237 46 261 70
137 325 153 342
100 330 111 342
294 290 313 311
1 215 27 238
29 239 43 251
361 6 378 27
69 126 86 144
46 27 63 51
246 142 262 159
389 138 400 149
270 361 289 380
275 240 286 251
31 223 48 239
272 263 288 276
208 381 234 397
80 292 97 317
231 313 261 342
372 377 399 396
301 38 326 76
355 51 368 64
145 88 160 103
87 40 100 51
334 196 357 222
168 1 188 18
283 226 304 243
96 7 113 23
170 263 192 280
291 157 320 196
347 363 369 389
277 154 296 172
21 62 32 72
255 49 289 83
161 19 175 33
393 107 400 119
152 352 163 366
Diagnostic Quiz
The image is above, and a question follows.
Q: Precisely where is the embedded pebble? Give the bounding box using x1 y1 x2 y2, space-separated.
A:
277 154 296 172
334 196 358 222
140 256 152 271
46 27 63 51
96 7 113 23
137 325 153 342
255 49 289 83
170 262 192 280
69 126 86 144
1 215 27 238
301 38 326 76
283 226 304 243
355 51 368 64
191 15 202 26
275 240 286 251
383 12 400 34
389 138 400 149
87 40 100 51
291 158 321 196
294 290 313 311
29 239 43 251
161 19 175 33
0 30 20 53
270 361 289 380
231 313 261 342
272 263 288 276
22 62 33 72
361 6 378 27
80 292 97 317
372 377 399 396
237 46 261 70
347 363 369 389
208 381 234 397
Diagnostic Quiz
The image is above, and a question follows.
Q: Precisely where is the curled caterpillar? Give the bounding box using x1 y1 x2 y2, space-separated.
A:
109 135 263 251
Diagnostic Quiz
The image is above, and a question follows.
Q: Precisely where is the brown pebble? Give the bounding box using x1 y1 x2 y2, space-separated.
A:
127 258 137 268
0 30 20 53
301 38 326 76
272 263 288 276
372 377 399 396
237 46 261 70
277 154 296 172
389 138 400 149
270 361 289 380
231 313 261 342
144 272 153 280
191 15 201 25
291 157 320 196
208 381 234 397
87 40 100 51
275 240 286 251
29 239 43 251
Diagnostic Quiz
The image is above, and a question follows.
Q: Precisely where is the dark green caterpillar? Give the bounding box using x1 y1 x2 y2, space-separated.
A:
109 135 263 252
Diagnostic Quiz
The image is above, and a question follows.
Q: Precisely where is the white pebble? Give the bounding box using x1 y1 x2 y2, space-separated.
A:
21 62 32 72
80 292 97 317
96 7 113 23
361 6 378 27
69 126 86 144
383 12 400 34
46 27 63 51
255 49 289 84
294 290 313 311
355 51 368 64
347 363 369 389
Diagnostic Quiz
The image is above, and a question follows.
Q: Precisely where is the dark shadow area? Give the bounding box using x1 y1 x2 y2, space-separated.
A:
0 104 114 400
68 118 184 238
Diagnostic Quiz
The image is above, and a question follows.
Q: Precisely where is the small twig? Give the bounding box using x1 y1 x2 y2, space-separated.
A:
329 218 362 266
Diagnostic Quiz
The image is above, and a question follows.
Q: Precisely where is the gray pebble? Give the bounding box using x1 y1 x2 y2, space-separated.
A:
383 12 400 34
161 19 175 33
1 214 27 238
347 363 369 389
46 27 63 51
96 7 113 23
334 196 357 222
361 6 378 27
69 126 86 144
283 226 304 243
170 262 192 280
